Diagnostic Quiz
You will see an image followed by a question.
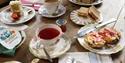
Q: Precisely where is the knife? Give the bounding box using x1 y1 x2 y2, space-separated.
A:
77 18 117 38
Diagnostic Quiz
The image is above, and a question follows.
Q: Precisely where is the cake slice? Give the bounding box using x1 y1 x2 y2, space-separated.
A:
78 7 89 17
9 1 22 13
88 6 100 21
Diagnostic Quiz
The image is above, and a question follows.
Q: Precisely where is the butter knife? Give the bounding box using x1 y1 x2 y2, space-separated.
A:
77 18 117 37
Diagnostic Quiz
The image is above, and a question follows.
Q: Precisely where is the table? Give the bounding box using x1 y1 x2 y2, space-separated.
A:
0 0 125 63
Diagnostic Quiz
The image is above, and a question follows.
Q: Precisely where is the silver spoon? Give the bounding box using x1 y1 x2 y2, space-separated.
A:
36 42 53 63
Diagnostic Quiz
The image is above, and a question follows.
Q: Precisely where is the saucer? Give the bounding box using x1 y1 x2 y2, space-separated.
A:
70 10 103 25
29 35 71 59
0 6 35 25
69 0 103 6
38 4 66 18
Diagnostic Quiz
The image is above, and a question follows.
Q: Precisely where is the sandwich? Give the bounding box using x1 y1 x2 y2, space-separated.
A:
78 7 89 17
88 6 100 21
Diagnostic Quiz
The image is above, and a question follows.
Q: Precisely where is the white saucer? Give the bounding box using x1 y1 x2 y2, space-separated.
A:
0 6 35 25
77 25 125 54
38 4 66 18
69 0 103 6
70 10 103 25
29 35 71 59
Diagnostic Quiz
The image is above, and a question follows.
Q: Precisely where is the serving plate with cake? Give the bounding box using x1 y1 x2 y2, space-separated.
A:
0 1 35 25
77 24 125 54
70 6 103 25
69 0 103 6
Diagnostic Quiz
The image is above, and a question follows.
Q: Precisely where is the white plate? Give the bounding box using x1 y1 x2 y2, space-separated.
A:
0 6 35 25
69 0 103 6
16 31 26 48
77 25 125 54
0 26 26 49
70 10 103 25
3 61 21 63
38 4 66 18
29 35 71 59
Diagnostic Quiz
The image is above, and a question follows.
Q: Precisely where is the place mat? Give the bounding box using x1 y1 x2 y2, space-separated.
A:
59 52 113 63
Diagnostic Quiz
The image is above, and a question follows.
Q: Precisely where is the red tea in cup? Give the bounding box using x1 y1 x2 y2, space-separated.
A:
38 28 60 40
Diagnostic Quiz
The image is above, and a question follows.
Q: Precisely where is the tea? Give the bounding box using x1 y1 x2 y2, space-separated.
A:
38 28 60 40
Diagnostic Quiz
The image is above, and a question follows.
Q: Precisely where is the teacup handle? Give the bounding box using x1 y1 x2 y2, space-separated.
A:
33 37 44 49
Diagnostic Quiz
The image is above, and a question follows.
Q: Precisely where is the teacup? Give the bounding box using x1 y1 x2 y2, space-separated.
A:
35 24 63 47
44 0 60 15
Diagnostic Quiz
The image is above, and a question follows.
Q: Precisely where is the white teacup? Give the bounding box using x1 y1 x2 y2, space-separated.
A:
35 24 63 47
44 1 59 15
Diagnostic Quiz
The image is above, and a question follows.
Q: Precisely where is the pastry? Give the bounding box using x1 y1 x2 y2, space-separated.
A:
98 27 120 44
78 7 89 17
84 32 106 48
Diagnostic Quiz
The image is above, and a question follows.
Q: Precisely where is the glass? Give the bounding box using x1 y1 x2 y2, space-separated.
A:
56 19 67 32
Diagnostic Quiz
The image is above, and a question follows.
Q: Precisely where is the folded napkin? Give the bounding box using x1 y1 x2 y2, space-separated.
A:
59 52 113 63
20 0 44 10
0 44 16 56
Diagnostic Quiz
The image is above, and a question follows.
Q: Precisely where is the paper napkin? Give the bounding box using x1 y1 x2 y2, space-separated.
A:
59 52 113 63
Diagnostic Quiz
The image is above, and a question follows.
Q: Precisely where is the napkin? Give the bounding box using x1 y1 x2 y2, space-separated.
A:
20 0 44 10
59 52 113 63
0 44 16 56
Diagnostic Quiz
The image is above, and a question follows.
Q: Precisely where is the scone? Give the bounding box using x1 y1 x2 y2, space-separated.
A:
78 7 89 17
77 0 95 4
98 28 120 44
84 32 106 48
88 6 100 21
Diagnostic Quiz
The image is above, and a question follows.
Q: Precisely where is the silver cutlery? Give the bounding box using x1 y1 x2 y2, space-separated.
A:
76 18 117 38
36 42 53 63
67 57 82 63
52 0 61 16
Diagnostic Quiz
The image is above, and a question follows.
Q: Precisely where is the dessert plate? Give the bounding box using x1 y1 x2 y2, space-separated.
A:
0 6 35 25
0 26 26 49
29 35 71 59
38 4 66 18
77 25 125 54
3 61 22 63
69 0 103 6
70 10 103 25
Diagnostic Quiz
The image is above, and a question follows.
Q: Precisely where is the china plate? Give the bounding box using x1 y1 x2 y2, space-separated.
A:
0 6 35 25
69 0 103 6
38 4 66 18
70 10 103 25
3 61 21 63
29 35 71 59
0 26 26 49
77 24 125 54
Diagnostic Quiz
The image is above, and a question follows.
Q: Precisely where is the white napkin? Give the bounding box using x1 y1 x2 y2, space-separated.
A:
59 52 113 63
